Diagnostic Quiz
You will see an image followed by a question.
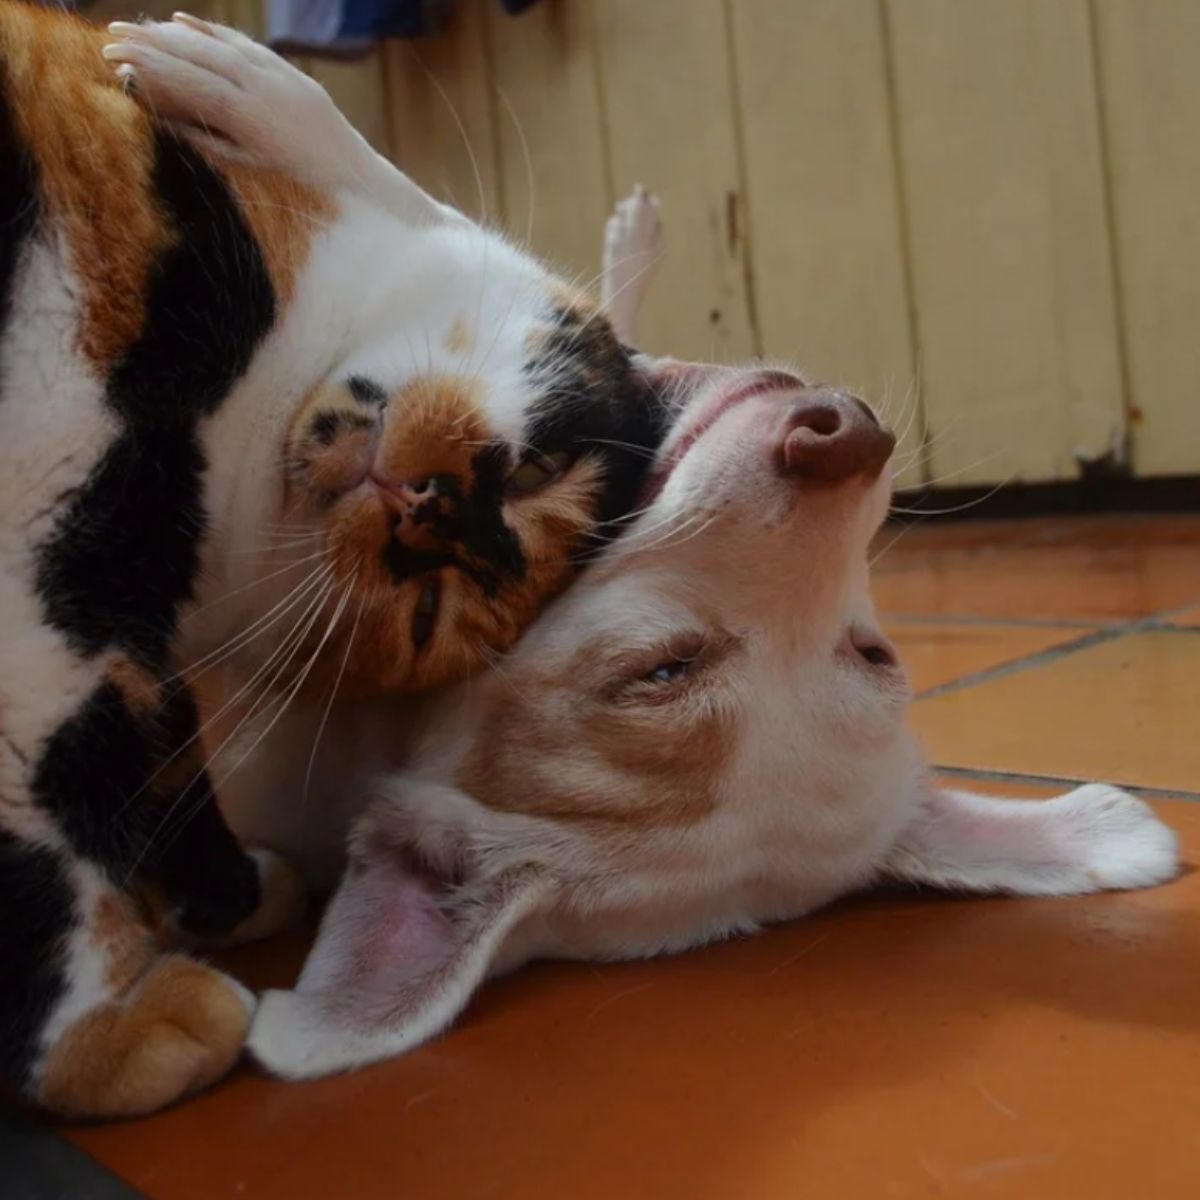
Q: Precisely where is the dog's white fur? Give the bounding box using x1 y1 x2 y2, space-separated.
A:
120 18 1181 1083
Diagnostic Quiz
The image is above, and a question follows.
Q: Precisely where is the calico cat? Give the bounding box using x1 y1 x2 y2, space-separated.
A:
0 3 663 1118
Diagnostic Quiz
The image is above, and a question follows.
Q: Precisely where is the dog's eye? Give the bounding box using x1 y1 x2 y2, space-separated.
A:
642 658 694 686
411 577 440 649
507 450 571 496
633 634 708 691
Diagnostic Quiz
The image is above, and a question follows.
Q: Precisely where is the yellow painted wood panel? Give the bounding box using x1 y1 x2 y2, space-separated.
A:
1092 0 1200 477
886 0 1125 486
591 0 754 363
305 54 391 153
484 1 610 283
382 0 501 224
730 0 923 487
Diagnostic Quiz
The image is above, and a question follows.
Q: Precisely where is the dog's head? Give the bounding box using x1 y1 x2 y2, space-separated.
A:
252 362 923 1078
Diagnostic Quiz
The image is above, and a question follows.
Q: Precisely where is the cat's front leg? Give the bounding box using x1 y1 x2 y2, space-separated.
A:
0 667 303 1118
104 15 463 227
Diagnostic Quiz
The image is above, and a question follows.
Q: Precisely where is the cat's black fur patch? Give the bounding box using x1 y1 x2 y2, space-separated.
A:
381 540 454 585
347 375 388 408
35 431 208 665
35 131 276 664
150 685 260 935
31 681 159 880
525 306 666 552
460 445 525 588
0 830 73 1087
30 679 261 934
310 408 375 446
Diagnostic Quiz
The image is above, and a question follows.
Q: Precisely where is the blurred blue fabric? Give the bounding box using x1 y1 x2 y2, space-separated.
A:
265 0 539 55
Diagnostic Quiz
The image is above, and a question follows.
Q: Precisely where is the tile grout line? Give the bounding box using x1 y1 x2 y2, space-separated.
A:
934 764 1200 804
913 600 1200 702
914 625 1128 701
886 613 1106 630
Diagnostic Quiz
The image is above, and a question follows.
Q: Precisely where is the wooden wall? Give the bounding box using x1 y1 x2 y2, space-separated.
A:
88 1 1200 489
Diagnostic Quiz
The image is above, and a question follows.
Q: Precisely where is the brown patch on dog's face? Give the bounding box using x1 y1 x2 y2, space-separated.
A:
457 624 740 829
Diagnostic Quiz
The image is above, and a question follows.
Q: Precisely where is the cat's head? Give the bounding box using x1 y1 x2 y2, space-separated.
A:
248 363 916 1080
280 215 666 694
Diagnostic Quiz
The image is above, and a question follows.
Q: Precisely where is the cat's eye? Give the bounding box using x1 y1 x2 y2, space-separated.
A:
411 577 439 649
506 450 571 496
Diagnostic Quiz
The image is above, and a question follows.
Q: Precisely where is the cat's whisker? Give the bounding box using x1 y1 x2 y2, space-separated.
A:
121 576 340 883
210 581 355 797
166 562 335 687
115 571 339 826
180 549 328 622
301 591 368 819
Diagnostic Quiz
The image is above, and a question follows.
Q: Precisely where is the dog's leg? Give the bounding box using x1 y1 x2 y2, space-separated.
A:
883 784 1179 895
601 186 663 344
103 15 464 227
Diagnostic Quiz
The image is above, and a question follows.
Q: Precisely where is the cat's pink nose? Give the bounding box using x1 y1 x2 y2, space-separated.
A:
777 390 894 483
371 474 455 550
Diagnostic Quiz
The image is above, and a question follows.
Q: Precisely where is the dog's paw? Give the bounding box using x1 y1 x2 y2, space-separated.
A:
604 185 663 266
1052 784 1180 891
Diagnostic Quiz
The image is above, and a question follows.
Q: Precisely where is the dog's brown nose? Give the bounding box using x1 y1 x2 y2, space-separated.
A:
778 390 895 483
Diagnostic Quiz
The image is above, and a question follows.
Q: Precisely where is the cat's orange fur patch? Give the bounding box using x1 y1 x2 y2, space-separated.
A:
36 955 250 1119
0 4 170 372
105 657 160 715
219 161 335 305
0 3 330 373
90 891 157 993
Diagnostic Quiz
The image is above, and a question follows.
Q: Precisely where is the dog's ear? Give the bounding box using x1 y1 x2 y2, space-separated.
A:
882 784 1178 897
247 828 552 1080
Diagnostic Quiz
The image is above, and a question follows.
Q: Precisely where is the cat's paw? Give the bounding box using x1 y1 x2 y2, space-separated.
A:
1052 784 1180 891
36 956 254 1119
102 15 362 188
603 186 663 284
601 186 663 342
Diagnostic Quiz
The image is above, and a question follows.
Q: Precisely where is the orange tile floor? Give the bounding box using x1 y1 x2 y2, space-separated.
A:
62 515 1200 1199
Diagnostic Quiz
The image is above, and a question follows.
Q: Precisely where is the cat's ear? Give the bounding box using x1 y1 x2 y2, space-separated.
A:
247 826 553 1080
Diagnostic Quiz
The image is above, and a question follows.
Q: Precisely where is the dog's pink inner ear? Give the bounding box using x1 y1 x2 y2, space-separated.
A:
273 838 552 1078
296 852 455 1003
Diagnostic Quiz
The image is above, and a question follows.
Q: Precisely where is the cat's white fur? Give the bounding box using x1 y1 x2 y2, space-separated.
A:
117 17 1181 1083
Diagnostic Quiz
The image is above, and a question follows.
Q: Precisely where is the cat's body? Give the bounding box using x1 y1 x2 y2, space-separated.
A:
0 3 660 1118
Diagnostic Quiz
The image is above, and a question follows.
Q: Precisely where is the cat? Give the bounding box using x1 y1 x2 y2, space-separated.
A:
0 3 666 1118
